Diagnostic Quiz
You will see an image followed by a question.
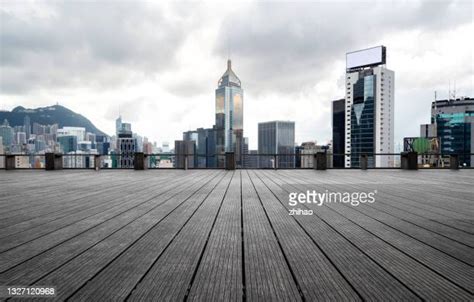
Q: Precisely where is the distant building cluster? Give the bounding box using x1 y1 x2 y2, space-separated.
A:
0 113 158 168
0 116 109 168
111 115 171 168
404 97 474 167
2 46 473 169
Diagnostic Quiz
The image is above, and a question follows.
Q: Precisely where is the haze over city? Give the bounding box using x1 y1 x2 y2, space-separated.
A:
1 0 473 149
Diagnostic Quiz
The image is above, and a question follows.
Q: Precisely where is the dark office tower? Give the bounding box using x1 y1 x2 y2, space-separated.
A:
96 135 110 155
258 121 295 168
175 140 196 169
345 46 394 168
242 137 249 168
57 135 78 153
424 97 474 166
117 123 136 168
332 98 345 168
215 59 244 167
294 145 303 168
183 127 218 168
23 115 31 139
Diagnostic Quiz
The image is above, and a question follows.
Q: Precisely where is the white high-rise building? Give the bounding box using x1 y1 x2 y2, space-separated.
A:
344 46 395 168
58 127 86 142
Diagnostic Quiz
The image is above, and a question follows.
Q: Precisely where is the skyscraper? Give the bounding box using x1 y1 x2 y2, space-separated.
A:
57 127 85 141
183 127 219 168
345 46 395 168
258 121 295 168
332 98 345 168
116 115 122 136
421 97 474 166
116 118 136 168
215 59 244 167
58 135 78 153
23 115 31 140
0 119 14 149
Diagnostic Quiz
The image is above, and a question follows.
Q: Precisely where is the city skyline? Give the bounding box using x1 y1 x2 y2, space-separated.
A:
1 1 473 150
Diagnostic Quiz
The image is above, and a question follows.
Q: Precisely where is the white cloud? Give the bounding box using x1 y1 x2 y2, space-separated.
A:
0 0 472 150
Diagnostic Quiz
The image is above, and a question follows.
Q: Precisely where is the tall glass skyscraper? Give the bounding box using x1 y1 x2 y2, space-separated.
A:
345 46 395 168
215 60 244 167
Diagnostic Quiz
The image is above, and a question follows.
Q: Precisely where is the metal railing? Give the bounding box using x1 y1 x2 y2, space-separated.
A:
2 152 473 170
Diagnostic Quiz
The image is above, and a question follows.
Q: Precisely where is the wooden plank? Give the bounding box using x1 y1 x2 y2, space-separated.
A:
0 171 212 271
0 169 472 301
121 172 233 301
280 171 474 264
268 170 472 300
0 171 219 288
0 173 179 237
256 170 421 301
187 171 242 301
61 171 231 301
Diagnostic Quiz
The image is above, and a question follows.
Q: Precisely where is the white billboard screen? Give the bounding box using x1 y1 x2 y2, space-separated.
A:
346 46 384 70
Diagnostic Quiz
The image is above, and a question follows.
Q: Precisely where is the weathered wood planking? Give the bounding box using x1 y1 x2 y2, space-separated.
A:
0 169 472 302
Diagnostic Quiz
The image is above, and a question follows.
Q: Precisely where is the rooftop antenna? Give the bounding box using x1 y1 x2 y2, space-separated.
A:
434 91 437 127
448 80 451 101
227 33 231 61
453 80 456 100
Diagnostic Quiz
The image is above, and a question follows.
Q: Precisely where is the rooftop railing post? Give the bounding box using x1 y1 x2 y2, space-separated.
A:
45 153 63 170
5 155 15 170
134 152 147 170
274 154 278 170
401 151 418 170
94 155 101 171
360 154 368 170
184 154 188 170
315 152 327 170
450 154 459 170
225 152 235 170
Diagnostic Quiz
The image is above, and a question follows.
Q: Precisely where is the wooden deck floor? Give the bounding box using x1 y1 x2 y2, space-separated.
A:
0 169 473 301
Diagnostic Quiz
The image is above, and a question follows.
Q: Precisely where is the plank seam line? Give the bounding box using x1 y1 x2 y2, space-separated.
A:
259 169 425 301
0 172 212 275
246 170 306 302
181 171 234 302
61 171 225 301
274 170 473 296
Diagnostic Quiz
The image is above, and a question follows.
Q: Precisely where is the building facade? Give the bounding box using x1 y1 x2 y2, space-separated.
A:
57 135 78 153
0 119 14 149
421 97 474 166
258 121 295 168
116 119 136 168
332 98 345 168
345 46 395 168
215 60 244 167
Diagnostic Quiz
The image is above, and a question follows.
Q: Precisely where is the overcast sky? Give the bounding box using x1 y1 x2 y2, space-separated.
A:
1 0 473 149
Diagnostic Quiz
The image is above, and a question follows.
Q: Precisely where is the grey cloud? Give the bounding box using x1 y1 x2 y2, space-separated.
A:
215 0 472 95
0 2 202 94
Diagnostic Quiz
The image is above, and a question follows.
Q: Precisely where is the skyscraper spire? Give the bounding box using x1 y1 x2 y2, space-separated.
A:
218 59 241 88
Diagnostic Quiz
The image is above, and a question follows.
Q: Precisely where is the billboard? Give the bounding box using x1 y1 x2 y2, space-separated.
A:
403 137 440 153
346 46 386 70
